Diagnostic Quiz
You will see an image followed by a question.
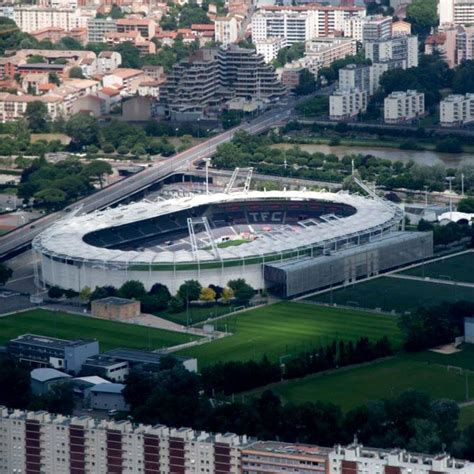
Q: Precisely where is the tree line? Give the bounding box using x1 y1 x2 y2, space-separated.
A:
201 336 393 396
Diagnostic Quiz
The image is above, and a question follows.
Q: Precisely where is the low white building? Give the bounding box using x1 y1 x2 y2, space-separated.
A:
255 37 287 63
440 93 474 127
330 88 368 120
384 89 425 124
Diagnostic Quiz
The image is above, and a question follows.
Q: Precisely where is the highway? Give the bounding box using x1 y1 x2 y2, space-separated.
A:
0 107 291 260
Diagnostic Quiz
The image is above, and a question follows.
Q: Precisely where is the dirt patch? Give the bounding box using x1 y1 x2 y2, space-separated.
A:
430 343 461 355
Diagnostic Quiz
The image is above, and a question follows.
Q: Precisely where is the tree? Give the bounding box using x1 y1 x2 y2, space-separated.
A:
458 197 474 213
48 286 64 298
294 69 316 95
114 42 142 68
221 286 234 302
66 113 100 148
25 101 49 133
407 419 442 454
48 72 61 86
58 36 83 50
118 280 147 299
200 287 216 302
27 54 45 64
178 280 202 302
228 278 254 303
0 359 31 409
0 262 12 285
168 296 184 313
79 286 92 303
31 382 75 415
69 66 85 79
34 188 67 209
406 0 437 35
83 160 112 188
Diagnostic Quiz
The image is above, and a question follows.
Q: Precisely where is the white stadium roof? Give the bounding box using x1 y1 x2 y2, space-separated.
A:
33 190 402 267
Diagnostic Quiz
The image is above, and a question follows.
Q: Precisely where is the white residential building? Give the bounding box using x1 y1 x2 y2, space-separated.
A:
440 93 474 126
384 89 425 123
304 37 357 73
439 0 474 26
365 35 419 68
251 5 366 45
97 51 122 74
330 88 368 120
344 15 392 42
13 6 78 33
370 59 405 93
215 15 239 46
0 407 246 474
255 37 287 62
0 93 65 123
338 63 371 94
330 444 473 474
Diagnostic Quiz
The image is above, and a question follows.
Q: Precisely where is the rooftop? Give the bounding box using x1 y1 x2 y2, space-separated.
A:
89 382 125 394
244 440 331 457
92 296 137 306
105 348 193 365
9 334 95 350
31 368 71 383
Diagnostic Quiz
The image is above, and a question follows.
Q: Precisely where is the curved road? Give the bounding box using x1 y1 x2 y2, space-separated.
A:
0 108 291 260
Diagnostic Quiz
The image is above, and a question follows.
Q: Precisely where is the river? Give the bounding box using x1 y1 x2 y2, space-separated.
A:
272 143 474 168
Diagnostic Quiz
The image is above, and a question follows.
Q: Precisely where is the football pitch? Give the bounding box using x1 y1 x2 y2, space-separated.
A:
400 252 474 283
0 309 197 352
308 277 474 313
251 354 474 411
179 302 403 367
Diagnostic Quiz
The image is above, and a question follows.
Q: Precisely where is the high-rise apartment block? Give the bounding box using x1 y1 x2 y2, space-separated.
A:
343 15 392 42
87 17 117 43
255 37 287 63
384 90 425 124
13 6 77 33
338 63 371 93
364 35 419 68
440 93 474 126
214 15 239 46
439 0 474 26
251 5 366 45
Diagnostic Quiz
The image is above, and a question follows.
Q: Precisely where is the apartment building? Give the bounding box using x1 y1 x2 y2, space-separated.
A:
103 68 146 93
330 88 368 120
87 17 117 43
218 45 286 100
0 93 65 122
251 5 366 45
159 48 221 120
439 0 474 26
116 17 156 40
338 63 371 94
104 30 156 55
0 408 246 474
370 58 405 93
241 441 330 474
343 15 392 42
365 35 419 68
304 37 357 74
255 37 287 63
6 334 99 374
214 14 239 46
384 89 425 124
97 50 122 74
13 6 77 33
440 93 474 126
330 444 473 474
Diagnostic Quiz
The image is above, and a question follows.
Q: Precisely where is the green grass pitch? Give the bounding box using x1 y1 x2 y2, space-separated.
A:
400 252 474 283
459 405 474 429
308 277 474 313
179 302 403 367
250 354 474 411
0 309 197 352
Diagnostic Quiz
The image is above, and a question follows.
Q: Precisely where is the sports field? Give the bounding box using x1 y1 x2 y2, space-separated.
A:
0 309 197 351
251 355 474 411
460 405 474 429
400 252 474 283
159 304 239 325
308 277 474 313
179 302 403 367
409 344 474 371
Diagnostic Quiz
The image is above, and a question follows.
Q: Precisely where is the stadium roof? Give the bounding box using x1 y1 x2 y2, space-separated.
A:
31 368 71 383
33 190 402 267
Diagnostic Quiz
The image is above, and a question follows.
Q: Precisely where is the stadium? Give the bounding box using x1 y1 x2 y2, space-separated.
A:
32 189 432 296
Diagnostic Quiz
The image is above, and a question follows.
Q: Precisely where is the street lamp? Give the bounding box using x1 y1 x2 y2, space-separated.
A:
446 176 455 220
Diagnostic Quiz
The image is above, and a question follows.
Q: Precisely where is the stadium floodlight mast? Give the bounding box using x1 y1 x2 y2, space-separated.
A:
446 176 455 219
203 157 211 195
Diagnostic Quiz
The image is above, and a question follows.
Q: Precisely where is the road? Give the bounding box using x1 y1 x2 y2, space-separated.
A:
0 108 291 260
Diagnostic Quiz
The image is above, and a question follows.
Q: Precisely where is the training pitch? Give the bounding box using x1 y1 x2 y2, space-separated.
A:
0 309 197 352
179 302 403 367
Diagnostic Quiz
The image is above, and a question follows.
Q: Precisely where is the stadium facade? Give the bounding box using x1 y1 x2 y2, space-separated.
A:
33 190 433 295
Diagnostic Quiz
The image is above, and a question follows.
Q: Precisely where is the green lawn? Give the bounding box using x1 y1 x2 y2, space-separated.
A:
308 277 474 313
251 355 474 411
409 344 474 371
459 405 474 429
157 304 240 326
179 302 403 367
400 253 474 283
0 309 197 352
